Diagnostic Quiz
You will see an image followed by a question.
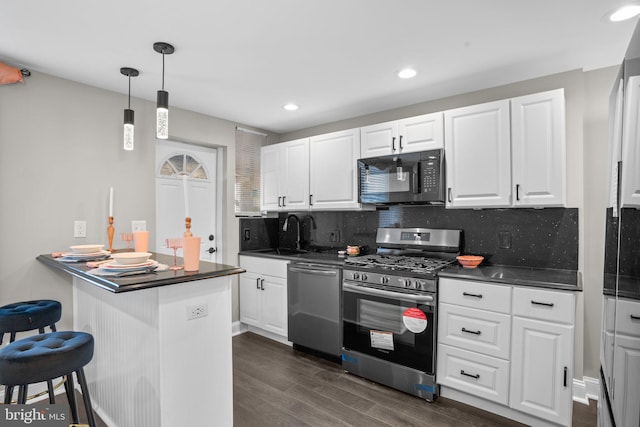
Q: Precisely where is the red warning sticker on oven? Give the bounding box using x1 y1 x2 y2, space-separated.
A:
403 308 428 333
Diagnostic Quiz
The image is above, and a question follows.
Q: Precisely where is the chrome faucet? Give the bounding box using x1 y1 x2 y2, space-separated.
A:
283 214 301 250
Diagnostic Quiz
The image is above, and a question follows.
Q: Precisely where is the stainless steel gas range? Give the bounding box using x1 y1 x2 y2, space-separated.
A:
341 227 461 401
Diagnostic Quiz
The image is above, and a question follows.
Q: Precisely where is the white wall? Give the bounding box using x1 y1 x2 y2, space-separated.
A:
0 72 271 330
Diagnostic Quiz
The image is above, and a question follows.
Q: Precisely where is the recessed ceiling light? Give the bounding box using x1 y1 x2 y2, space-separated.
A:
397 68 417 79
283 103 299 111
610 4 640 21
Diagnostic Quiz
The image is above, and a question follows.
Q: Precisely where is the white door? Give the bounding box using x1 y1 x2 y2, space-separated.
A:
156 140 219 263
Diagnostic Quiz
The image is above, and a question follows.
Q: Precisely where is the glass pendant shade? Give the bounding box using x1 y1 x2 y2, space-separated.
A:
156 89 169 139
120 67 138 151
123 109 134 151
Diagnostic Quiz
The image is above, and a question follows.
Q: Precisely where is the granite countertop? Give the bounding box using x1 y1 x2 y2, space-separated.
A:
439 264 581 292
239 248 348 267
37 253 245 293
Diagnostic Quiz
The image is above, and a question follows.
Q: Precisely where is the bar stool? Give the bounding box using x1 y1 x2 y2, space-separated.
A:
0 299 62 403
0 331 97 427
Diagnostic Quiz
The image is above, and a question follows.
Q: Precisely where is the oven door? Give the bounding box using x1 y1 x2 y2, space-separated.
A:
342 280 436 374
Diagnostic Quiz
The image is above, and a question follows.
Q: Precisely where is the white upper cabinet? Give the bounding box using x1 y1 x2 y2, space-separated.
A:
360 112 444 158
445 89 567 209
309 128 361 210
621 76 640 207
444 100 512 208
511 89 566 207
260 138 309 212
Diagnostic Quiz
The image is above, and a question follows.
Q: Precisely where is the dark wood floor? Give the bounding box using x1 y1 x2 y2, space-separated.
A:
233 332 598 427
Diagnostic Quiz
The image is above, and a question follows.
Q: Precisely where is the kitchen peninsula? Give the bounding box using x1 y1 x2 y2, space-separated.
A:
37 253 244 427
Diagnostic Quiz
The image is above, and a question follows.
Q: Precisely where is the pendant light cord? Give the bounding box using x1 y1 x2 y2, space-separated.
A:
161 52 165 91
127 75 131 109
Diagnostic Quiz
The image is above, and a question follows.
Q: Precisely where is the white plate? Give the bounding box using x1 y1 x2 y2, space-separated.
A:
101 260 156 270
61 250 110 258
110 252 152 265
70 244 105 254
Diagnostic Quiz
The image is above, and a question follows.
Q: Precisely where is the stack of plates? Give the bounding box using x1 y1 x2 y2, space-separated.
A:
58 245 110 262
99 260 158 273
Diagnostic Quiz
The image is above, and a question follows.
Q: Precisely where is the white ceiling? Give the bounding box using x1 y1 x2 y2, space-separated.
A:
1 0 637 134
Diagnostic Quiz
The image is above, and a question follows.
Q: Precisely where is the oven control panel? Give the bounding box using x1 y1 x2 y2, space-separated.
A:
344 270 436 293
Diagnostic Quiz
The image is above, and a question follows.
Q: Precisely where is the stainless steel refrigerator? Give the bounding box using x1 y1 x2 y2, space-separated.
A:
599 19 640 427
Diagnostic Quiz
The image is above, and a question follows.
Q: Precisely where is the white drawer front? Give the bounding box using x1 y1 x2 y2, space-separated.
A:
512 287 575 324
438 303 511 359
615 298 640 337
439 278 512 314
437 344 510 405
239 255 288 278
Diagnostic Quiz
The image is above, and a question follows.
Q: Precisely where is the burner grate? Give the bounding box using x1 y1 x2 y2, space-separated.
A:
344 254 455 275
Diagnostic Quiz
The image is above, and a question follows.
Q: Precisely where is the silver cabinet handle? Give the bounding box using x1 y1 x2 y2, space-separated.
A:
462 292 483 299
260 278 265 290
461 327 481 335
256 278 261 289
392 136 396 152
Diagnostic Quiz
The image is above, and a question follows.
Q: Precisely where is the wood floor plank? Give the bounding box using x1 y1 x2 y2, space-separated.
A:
233 332 598 427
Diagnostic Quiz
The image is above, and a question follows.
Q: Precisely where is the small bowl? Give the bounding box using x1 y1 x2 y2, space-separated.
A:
111 252 152 265
456 255 484 268
70 244 104 254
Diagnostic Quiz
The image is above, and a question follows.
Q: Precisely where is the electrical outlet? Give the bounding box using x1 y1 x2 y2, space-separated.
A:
131 220 147 232
498 231 512 249
243 228 251 241
329 229 340 242
74 220 87 238
187 303 208 320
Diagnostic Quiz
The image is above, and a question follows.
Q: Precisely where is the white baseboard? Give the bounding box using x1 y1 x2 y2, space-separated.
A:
573 376 600 404
232 320 248 336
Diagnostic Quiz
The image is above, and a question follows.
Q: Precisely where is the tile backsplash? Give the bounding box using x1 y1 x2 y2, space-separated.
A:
240 206 578 270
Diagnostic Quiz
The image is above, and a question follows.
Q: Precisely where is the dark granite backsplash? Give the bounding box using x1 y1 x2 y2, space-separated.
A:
240 206 578 270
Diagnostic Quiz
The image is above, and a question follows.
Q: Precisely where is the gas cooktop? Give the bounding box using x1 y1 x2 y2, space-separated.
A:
344 254 456 276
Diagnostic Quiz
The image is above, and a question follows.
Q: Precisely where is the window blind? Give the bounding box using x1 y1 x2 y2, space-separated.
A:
235 127 267 216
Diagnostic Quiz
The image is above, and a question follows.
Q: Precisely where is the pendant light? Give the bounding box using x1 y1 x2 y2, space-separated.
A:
120 67 139 151
153 42 174 139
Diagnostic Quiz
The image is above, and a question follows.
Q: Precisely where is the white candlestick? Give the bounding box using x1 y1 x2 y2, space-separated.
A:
109 186 113 217
182 175 190 218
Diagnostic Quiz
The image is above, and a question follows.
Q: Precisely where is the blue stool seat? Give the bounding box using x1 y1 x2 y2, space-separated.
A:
0 331 97 427
0 300 61 344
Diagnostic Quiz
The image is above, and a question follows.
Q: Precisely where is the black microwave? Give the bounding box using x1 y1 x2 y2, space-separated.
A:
358 149 445 205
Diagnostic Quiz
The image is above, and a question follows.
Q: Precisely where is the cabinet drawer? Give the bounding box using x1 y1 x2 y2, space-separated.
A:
438 303 511 359
437 344 510 405
239 255 288 278
512 287 575 324
615 298 640 337
439 278 511 314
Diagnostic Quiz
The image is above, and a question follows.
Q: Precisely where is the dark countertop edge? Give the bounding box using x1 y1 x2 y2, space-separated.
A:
37 254 245 293
238 249 347 266
439 265 582 292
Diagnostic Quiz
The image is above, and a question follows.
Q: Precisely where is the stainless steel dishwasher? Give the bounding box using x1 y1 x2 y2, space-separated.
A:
287 262 342 358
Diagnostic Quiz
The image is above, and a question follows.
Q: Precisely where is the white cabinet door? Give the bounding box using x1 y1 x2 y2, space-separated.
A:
261 275 288 337
612 334 640 427
260 144 282 211
239 271 262 327
511 89 566 207
510 316 573 426
444 100 511 208
281 138 310 210
397 112 444 153
309 129 361 210
621 76 640 207
360 121 398 158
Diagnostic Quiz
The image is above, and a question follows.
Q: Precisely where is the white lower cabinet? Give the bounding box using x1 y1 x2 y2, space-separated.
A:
238 256 288 338
437 278 576 426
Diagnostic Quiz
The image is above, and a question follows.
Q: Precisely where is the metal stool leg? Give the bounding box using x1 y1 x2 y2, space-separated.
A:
4 385 13 404
47 379 56 403
64 374 79 424
17 385 28 404
76 368 96 427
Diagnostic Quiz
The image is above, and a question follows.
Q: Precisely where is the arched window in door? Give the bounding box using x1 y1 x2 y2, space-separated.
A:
159 154 208 180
